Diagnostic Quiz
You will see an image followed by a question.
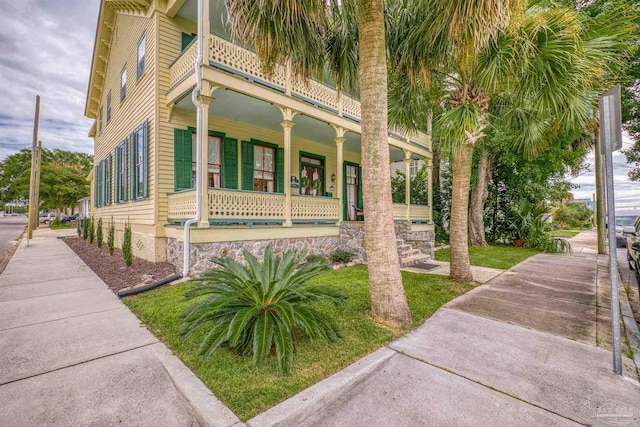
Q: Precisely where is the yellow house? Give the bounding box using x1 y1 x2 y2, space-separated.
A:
85 0 434 274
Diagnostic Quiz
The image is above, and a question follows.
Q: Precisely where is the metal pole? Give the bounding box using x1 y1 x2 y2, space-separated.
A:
27 95 40 242
603 123 622 375
594 133 606 254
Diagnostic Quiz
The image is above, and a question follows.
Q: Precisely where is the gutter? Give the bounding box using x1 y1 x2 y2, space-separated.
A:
182 0 206 277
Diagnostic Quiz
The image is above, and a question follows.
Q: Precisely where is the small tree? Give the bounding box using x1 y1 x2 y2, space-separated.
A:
77 219 81 237
96 218 103 249
122 222 132 267
89 217 95 244
107 218 115 256
82 218 88 240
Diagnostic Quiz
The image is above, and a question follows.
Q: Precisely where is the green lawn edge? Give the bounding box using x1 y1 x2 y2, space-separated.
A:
123 265 475 421
434 244 540 270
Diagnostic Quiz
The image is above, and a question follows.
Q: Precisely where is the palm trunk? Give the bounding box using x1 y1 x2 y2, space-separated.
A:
357 0 411 326
449 143 474 282
468 148 493 246
432 147 440 195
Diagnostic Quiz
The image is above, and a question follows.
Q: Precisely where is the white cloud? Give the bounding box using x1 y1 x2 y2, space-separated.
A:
567 131 640 209
0 0 99 160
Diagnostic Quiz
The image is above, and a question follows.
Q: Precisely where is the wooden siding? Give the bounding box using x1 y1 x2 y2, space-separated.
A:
91 11 159 261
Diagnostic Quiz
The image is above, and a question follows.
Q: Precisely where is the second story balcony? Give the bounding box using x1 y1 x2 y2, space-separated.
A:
167 33 431 152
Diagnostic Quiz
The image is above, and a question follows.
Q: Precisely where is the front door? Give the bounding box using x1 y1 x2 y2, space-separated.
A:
344 163 362 221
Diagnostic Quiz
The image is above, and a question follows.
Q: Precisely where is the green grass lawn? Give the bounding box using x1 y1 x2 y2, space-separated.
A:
434 244 539 270
124 265 474 421
549 229 581 238
49 223 74 230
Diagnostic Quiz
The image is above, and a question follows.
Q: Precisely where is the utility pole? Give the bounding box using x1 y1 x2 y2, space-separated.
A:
27 96 40 241
594 133 606 254
33 141 42 222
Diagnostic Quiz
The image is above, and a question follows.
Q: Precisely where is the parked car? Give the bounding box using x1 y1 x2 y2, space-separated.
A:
624 215 640 281
615 209 639 248
62 214 77 224
39 213 56 224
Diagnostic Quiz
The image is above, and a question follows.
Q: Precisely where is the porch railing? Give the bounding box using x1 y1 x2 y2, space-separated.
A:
167 189 429 224
292 195 339 222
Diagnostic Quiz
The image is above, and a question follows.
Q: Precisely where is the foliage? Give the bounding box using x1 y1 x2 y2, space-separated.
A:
300 176 310 189
89 217 95 244
122 222 132 267
330 249 354 264
312 179 322 190
108 218 115 256
50 216 62 227
508 201 571 253
554 202 593 229
390 164 428 205
124 265 474 420
96 218 103 249
82 218 88 240
0 148 92 208
434 245 539 270
77 219 81 237
305 253 328 265
181 245 347 374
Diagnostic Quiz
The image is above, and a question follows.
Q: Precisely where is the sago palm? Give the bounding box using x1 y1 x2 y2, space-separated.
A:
181 245 346 374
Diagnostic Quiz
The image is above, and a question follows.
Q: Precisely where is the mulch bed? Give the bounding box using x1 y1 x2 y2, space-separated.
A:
64 236 177 292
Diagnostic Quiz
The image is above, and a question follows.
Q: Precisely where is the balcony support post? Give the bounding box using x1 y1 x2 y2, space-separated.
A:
333 126 346 224
196 83 213 228
404 149 412 222
279 107 297 227
427 157 433 222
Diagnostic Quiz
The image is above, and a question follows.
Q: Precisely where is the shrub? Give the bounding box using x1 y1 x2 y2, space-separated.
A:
77 219 81 237
306 253 328 264
82 218 88 240
553 202 593 229
181 245 346 374
96 218 103 249
107 218 115 256
89 217 95 244
122 222 132 267
51 216 62 227
330 249 354 264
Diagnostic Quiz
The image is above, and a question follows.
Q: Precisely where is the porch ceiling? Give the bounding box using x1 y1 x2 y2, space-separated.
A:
174 88 364 154
177 0 229 37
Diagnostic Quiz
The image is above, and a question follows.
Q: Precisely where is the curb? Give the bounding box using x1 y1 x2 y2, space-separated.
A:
0 229 24 274
151 343 245 427
618 273 640 374
246 347 396 427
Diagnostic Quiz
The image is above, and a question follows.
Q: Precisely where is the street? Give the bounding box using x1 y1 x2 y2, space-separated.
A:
0 217 26 266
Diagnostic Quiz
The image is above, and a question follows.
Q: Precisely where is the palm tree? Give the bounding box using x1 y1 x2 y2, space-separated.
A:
392 0 632 281
226 0 411 325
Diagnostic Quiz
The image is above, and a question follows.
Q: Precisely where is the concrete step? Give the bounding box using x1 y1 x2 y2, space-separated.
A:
396 244 413 254
401 249 423 258
401 254 430 268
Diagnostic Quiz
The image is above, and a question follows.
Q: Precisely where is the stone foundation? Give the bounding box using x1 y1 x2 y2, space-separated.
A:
166 222 434 275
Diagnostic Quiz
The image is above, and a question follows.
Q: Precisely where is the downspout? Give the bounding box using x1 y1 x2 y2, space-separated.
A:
182 0 206 277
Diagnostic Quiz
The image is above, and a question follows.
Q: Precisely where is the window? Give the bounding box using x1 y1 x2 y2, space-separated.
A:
130 121 148 200
410 159 419 178
106 90 112 123
115 139 128 202
191 133 222 188
300 153 325 196
94 155 112 207
137 34 146 80
253 144 275 192
181 32 196 51
120 65 127 102
98 107 103 134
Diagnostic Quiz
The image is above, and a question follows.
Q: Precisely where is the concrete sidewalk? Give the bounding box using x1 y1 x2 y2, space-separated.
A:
0 229 241 427
250 231 640 426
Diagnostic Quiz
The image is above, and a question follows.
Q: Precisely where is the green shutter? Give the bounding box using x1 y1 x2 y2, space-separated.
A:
342 162 347 220
114 147 120 202
181 32 196 51
174 128 192 191
129 134 136 200
276 147 284 193
222 137 238 189
142 121 148 198
357 166 363 221
241 140 253 191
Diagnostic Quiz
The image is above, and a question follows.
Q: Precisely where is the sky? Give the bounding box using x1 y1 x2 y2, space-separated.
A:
0 0 99 160
0 0 637 208
567 132 640 211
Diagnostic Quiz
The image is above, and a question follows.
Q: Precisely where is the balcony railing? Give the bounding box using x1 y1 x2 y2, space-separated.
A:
168 189 430 225
168 34 430 150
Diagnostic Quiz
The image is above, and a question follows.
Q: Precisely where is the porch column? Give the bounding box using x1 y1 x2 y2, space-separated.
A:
279 107 297 228
197 90 213 228
334 126 346 223
427 157 433 222
404 149 412 221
